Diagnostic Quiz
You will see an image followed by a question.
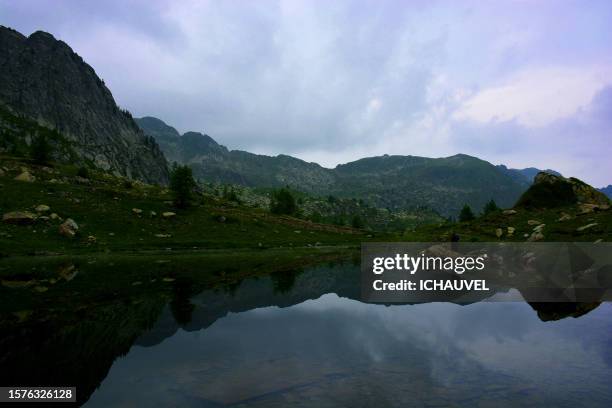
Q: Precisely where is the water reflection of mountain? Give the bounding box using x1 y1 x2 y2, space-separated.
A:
0 259 605 405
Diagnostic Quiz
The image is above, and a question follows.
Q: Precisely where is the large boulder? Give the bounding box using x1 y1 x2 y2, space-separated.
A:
14 171 35 182
58 218 79 238
515 172 610 209
2 211 37 224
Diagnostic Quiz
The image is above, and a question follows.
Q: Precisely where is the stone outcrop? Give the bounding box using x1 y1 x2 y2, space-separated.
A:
515 172 610 209
0 26 168 184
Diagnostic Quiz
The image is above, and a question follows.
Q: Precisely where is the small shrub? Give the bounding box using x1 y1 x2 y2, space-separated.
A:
77 166 90 179
351 215 364 229
30 134 52 164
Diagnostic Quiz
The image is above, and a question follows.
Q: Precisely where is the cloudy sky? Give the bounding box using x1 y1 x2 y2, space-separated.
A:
2 0 611 185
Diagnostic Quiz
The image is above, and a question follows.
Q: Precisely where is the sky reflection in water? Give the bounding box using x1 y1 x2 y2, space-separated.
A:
87 285 612 408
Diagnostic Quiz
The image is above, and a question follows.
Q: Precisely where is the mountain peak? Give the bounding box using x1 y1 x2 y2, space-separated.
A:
28 30 57 42
0 26 169 183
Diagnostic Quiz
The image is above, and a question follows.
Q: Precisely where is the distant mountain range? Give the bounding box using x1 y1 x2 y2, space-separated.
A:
0 26 168 183
136 116 562 217
599 185 612 199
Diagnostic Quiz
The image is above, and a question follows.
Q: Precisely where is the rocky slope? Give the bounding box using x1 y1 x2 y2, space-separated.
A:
137 117 528 217
135 116 335 192
0 26 168 184
516 172 610 210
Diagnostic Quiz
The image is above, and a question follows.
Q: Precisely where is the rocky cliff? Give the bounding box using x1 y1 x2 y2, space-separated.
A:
0 26 168 184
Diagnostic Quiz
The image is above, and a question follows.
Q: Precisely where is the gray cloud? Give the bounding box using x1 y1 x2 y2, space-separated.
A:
1 0 611 185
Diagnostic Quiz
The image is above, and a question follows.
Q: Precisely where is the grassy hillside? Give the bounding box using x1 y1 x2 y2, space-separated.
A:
411 173 612 242
411 205 612 242
0 156 392 257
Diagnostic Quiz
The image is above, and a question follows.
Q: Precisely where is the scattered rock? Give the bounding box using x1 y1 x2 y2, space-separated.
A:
523 233 529 238
578 203 609 214
527 220 542 226
217 215 226 223
528 231 545 241
132 208 143 215
1 279 35 288
503 209 517 215
58 264 78 281
87 235 97 243
149 211 157 217
578 203 597 214
50 213 60 220
13 310 32 323
533 224 545 232
74 176 91 184
294 230 301 234
58 218 79 238
425 244 462 258
162 277 175 282
576 223 598 232
154 233 172 238
2 211 37 225
507 227 515 236
558 213 572 222
35 204 50 212
162 212 176 218
14 171 35 182
495 228 503 238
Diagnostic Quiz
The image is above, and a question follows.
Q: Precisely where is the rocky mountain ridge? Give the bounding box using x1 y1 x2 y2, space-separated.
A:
599 185 612 199
137 116 536 217
0 26 168 184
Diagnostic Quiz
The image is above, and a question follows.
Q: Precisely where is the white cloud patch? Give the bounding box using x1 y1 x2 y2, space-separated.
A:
452 66 612 127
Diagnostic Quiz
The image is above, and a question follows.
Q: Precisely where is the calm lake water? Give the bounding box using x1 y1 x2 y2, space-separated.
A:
2 258 612 407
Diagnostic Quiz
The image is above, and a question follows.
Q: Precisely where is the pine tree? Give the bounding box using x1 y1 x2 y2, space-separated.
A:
170 165 196 208
270 188 297 215
459 204 475 222
482 199 500 215
351 215 364 229
30 134 52 164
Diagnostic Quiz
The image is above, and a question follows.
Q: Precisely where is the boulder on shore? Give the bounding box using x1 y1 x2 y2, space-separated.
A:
59 218 79 238
14 171 35 182
2 211 37 225
35 204 50 213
